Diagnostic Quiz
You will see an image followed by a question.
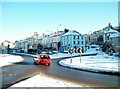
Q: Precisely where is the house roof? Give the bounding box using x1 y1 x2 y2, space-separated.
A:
50 31 64 37
110 32 120 38
38 36 44 39
49 33 56 37
4 40 12 43
62 30 81 36
106 29 118 33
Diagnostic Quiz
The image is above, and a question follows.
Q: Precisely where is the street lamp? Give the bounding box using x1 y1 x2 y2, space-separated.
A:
56 24 62 52
34 32 39 55
57 24 62 32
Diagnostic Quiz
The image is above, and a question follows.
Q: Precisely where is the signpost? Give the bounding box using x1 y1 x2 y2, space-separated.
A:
77 48 82 63
69 47 82 63
68 48 73 63
79 48 82 63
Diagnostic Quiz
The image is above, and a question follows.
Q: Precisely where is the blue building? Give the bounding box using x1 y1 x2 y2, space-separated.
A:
60 30 85 53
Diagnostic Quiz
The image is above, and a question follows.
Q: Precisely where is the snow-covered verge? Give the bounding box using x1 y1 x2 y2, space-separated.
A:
12 52 38 58
50 47 99 59
0 54 24 67
49 53 80 59
9 73 84 87
59 52 119 74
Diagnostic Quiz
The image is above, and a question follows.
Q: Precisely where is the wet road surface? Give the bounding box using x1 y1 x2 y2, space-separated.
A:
1 54 119 88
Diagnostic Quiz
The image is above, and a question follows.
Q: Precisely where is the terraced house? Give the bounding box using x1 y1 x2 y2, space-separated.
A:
60 30 85 53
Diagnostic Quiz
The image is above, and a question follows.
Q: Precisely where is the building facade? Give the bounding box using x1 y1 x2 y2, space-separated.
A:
103 27 119 43
60 30 85 53
1 40 14 53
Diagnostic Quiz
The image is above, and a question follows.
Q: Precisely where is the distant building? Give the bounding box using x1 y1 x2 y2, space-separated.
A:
14 40 22 50
109 30 120 53
14 32 39 53
60 30 85 53
110 32 120 45
14 40 27 52
1 40 14 52
52 31 64 51
41 31 64 51
103 27 119 43
102 25 120 53
38 35 44 45
86 30 104 45
42 34 50 49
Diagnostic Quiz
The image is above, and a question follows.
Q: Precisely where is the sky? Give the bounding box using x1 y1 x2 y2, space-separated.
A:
0 1 118 43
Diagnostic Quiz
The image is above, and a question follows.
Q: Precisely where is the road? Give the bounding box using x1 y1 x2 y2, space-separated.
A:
1 54 119 88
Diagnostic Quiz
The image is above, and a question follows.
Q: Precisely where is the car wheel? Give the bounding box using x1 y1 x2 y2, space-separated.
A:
48 63 50 66
34 61 37 65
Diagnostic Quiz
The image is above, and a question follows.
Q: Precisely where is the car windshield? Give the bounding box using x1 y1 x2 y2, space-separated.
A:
41 55 50 59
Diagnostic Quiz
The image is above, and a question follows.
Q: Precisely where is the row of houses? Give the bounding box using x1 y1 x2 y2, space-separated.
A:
86 24 120 52
13 29 86 53
1 24 119 54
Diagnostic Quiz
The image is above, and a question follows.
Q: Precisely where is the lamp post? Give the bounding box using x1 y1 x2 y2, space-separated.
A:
34 32 39 55
57 24 62 32
56 24 62 51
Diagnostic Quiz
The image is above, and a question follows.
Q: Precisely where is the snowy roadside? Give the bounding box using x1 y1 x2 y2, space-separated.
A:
9 73 85 87
0 54 24 67
59 53 119 74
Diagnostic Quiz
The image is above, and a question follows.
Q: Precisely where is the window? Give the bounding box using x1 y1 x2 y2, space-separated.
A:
78 41 79 45
41 55 50 59
81 41 83 45
37 55 40 59
78 36 79 39
74 36 75 39
81 36 83 40
74 41 75 45
67 35 68 40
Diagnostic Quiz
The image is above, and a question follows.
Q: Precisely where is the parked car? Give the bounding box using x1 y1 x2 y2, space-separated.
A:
41 51 47 54
20 49 24 53
48 51 53 55
52 51 58 54
34 54 51 66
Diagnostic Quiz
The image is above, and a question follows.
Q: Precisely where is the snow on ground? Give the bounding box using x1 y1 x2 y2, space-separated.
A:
0 54 24 67
9 73 84 87
49 53 80 59
59 52 119 73
2 45 119 87
50 47 99 59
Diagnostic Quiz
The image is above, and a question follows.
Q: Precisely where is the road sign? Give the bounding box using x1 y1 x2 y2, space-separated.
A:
68 48 73 54
77 48 82 53
73 48 77 53
68 47 83 63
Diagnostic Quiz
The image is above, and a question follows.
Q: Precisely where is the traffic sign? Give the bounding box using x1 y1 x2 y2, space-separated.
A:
68 47 83 63
77 48 82 53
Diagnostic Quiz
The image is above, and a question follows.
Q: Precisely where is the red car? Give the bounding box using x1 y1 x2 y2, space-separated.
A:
34 54 51 66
